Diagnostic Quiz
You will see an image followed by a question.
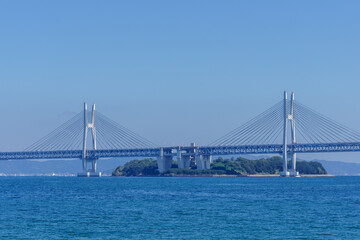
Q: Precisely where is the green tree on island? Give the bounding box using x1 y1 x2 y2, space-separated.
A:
113 156 327 176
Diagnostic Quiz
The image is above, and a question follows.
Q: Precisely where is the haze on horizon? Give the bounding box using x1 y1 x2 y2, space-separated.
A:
0 1 359 163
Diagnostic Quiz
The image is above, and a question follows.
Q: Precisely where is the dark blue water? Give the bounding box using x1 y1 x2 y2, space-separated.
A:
0 177 359 239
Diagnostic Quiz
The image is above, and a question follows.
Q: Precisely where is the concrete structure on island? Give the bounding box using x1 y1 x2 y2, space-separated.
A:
195 154 212 170
156 143 213 173
157 147 173 173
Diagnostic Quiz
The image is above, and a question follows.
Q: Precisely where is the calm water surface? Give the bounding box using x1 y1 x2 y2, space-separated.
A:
0 176 359 239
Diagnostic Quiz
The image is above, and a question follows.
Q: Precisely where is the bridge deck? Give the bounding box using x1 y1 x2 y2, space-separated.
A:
1 142 360 161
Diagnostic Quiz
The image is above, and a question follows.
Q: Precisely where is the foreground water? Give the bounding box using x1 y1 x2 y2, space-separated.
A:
0 177 359 239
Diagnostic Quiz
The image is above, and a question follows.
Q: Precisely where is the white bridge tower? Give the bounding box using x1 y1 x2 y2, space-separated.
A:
78 103 101 177
280 91 300 177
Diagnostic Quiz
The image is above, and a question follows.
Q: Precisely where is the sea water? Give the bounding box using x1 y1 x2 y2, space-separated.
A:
0 176 359 239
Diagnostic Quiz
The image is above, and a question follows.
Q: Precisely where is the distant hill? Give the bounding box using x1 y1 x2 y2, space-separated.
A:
311 160 360 176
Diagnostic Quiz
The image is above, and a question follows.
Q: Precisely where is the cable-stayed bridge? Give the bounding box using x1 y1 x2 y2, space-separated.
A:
1 91 360 177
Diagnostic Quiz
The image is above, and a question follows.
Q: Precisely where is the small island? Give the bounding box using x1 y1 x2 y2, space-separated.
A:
112 156 327 177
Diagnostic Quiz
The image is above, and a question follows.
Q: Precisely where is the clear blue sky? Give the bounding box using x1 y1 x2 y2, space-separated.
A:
0 1 359 162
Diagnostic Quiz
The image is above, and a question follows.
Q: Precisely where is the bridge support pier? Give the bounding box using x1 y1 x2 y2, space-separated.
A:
180 155 191 169
195 154 212 170
177 150 183 168
177 151 191 169
157 148 173 173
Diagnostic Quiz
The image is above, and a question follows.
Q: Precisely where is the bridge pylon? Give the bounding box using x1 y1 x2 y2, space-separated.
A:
78 103 101 177
280 91 299 177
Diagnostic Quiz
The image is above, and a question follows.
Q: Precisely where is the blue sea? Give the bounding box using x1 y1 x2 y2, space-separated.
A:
0 177 359 239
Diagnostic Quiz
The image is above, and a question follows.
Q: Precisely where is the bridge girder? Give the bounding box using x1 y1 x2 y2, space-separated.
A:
1 142 360 161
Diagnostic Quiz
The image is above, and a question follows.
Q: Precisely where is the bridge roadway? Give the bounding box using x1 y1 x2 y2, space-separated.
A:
1 142 360 161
